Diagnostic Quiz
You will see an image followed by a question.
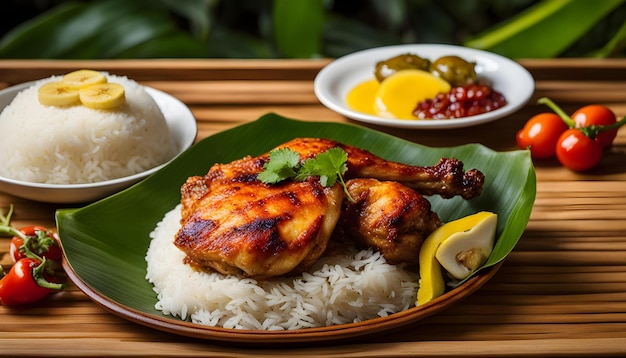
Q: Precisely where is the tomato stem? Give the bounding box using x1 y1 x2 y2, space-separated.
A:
21 236 45 262
538 97 575 127
32 258 64 291
0 204 14 227
538 97 626 140
0 205 30 241
600 115 626 131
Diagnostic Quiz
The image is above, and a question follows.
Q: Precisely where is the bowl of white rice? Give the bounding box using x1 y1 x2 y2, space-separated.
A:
0 72 197 203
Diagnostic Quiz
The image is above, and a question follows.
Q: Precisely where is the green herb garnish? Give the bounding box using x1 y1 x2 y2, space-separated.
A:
258 147 353 201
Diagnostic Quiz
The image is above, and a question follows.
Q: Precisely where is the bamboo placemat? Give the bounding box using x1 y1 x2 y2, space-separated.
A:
1 58 626 357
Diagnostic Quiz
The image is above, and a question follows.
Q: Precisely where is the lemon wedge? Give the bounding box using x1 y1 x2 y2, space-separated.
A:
375 69 450 119
436 212 497 280
38 82 80 106
62 69 107 89
417 211 497 305
79 83 126 109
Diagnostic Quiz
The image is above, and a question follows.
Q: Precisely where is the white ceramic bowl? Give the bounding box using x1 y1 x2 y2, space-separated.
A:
314 44 535 129
0 82 197 203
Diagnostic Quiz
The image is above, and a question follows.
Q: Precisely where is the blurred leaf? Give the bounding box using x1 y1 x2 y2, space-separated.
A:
590 19 626 57
68 11 179 59
464 0 626 58
404 1 457 44
160 0 213 41
0 0 209 59
206 26 273 58
322 15 402 57
272 0 324 58
2 0 625 59
370 0 407 33
0 1 88 58
115 33 209 58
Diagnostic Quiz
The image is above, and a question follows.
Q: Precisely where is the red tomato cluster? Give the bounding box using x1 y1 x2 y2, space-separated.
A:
516 98 625 171
0 207 64 305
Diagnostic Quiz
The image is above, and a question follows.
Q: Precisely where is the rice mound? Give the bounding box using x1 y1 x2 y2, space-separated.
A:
0 73 177 184
145 204 419 330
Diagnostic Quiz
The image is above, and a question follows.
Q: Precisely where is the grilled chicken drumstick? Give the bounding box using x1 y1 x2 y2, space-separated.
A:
273 138 484 199
174 138 484 279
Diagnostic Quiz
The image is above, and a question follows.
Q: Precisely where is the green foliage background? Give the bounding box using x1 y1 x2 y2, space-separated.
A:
0 0 625 59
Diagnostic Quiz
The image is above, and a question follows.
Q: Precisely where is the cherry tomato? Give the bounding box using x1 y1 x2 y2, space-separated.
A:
0 258 62 305
516 113 568 159
556 129 603 171
9 226 62 263
571 105 617 148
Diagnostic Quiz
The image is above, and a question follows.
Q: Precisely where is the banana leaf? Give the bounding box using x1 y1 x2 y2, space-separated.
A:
55 114 535 340
464 0 625 58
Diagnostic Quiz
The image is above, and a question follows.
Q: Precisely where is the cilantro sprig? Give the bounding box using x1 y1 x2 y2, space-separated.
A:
257 147 354 201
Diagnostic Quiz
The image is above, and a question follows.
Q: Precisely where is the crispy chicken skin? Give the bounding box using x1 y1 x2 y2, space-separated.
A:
337 178 441 265
175 155 343 279
174 138 483 278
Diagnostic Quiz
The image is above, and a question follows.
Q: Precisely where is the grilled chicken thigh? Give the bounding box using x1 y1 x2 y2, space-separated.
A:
175 155 343 279
174 137 483 279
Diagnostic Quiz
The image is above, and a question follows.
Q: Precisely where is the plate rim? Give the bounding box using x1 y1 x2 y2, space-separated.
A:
61 255 501 344
314 43 535 129
0 80 197 202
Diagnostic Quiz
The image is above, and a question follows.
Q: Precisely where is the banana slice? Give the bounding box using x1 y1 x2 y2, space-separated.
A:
62 70 107 89
435 212 497 280
79 83 126 109
417 211 497 305
38 82 80 106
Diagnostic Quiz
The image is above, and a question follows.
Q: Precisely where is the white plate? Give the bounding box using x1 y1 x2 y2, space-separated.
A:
0 82 197 203
314 44 535 129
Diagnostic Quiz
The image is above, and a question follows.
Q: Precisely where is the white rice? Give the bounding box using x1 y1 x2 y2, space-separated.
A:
145 204 419 330
0 73 177 184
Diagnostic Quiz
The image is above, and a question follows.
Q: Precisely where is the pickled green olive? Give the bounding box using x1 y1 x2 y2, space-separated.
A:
430 56 477 87
374 53 431 82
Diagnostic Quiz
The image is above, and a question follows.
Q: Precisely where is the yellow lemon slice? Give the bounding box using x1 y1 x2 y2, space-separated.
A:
417 211 497 305
62 69 107 89
79 83 126 109
38 82 80 106
375 69 450 119
346 78 379 115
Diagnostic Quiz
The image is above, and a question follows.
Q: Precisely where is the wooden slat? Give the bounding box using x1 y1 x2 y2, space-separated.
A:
2 58 626 357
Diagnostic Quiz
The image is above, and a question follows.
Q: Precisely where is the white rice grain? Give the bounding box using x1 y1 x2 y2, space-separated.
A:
145 205 419 330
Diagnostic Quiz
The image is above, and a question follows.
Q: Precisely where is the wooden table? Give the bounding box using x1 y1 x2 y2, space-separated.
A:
1 58 626 357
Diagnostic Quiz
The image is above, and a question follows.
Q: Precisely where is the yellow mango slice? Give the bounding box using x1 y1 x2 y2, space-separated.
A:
346 78 379 115
375 69 450 119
